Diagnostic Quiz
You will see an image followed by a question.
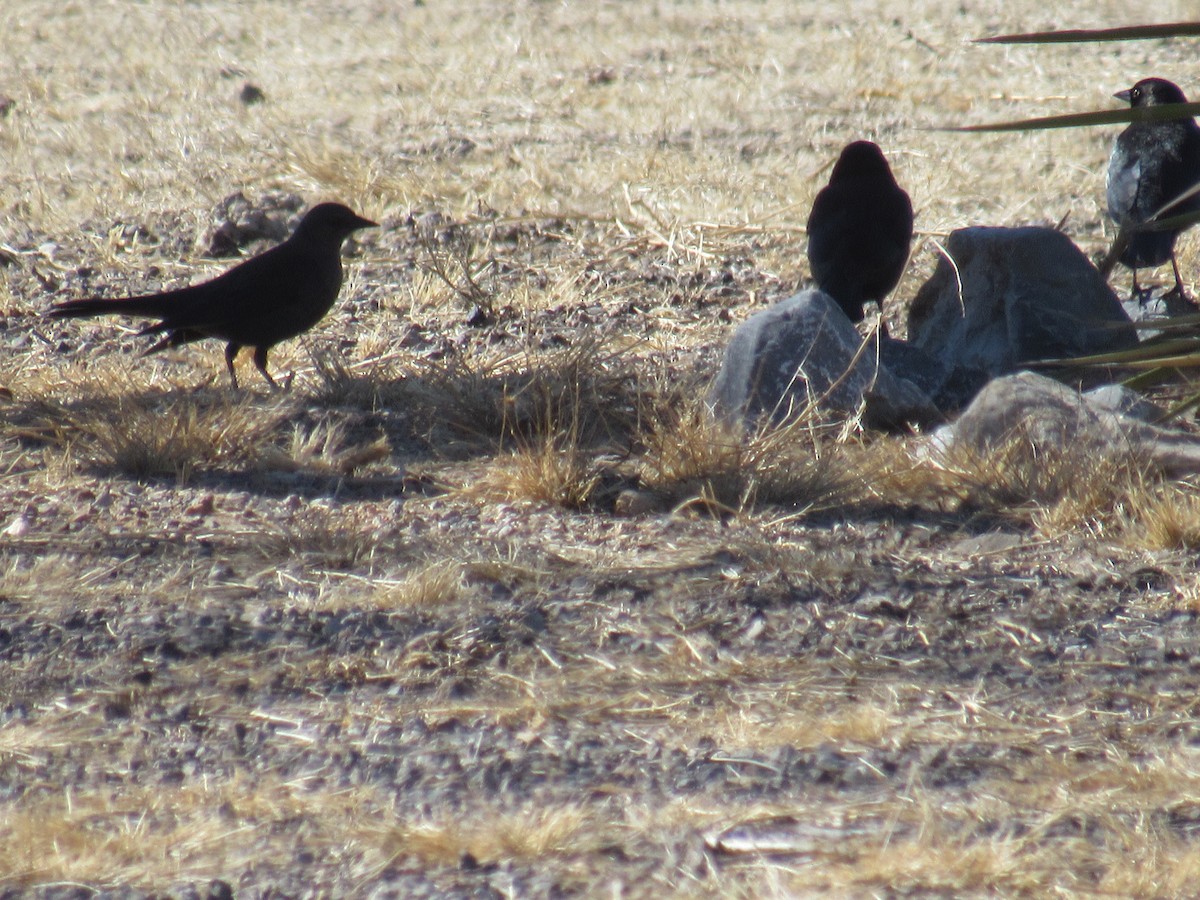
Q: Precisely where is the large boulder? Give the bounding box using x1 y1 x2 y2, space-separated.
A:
908 227 1138 378
709 289 942 430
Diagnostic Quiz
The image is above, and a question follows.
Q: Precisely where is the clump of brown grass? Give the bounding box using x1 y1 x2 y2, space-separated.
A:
316 562 468 612
1118 481 1200 552
943 428 1128 512
471 429 600 509
259 419 391 476
0 772 394 889
0 554 86 603
865 422 1153 539
636 391 846 513
255 511 386 571
389 330 641 453
30 391 287 482
373 802 605 870
372 562 467 609
838 420 1200 550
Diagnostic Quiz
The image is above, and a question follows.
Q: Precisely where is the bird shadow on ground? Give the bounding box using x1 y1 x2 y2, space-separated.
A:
0 349 638 501
0 361 1057 538
0 383 415 500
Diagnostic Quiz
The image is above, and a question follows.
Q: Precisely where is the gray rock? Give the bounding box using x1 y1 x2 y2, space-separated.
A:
1083 383 1165 423
877 336 988 414
1121 290 1196 324
908 227 1138 378
202 190 305 258
709 289 942 429
935 371 1200 478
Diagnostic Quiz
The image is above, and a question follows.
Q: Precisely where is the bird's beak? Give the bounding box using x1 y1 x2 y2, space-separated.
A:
1114 89 1132 104
354 215 378 231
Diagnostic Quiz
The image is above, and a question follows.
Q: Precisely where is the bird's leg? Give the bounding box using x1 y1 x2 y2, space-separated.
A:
1129 268 1156 304
1164 252 1197 306
253 346 280 390
224 343 242 390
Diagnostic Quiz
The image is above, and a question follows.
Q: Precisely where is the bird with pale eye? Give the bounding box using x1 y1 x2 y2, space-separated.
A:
1107 76 1200 302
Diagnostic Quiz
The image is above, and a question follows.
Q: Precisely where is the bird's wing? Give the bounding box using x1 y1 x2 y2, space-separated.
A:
805 188 855 258
150 241 310 330
1107 144 1143 224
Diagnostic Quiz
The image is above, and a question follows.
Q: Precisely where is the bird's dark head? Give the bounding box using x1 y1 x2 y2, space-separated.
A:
1115 78 1189 107
297 202 378 240
829 140 893 181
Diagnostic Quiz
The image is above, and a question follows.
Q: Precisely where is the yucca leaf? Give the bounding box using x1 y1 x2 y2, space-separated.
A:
1034 338 1200 368
977 22 1200 44
1138 208 1200 233
1159 390 1200 420
1130 314 1200 331
1108 354 1200 370
948 103 1200 133
1123 368 1177 392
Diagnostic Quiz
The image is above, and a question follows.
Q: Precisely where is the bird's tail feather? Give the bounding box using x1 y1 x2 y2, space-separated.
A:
45 293 180 320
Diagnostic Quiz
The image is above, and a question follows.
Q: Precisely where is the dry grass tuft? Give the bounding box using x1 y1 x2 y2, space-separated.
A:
260 419 391 476
881 424 1152 537
376 802 602 870
844 426 1200 549
637 392 846 513
371 562 467 609
471 430 600 509
392 331 641 453
1120 481 1200 552
27 391 287 482
0 554 85 603
315 562 469 612
255 510 387 571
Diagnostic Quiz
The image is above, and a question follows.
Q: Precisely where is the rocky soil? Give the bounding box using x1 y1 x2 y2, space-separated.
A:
2 207 1200 897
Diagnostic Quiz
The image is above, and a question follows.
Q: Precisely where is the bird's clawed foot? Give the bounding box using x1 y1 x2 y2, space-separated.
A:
1131 284 1158 306
1162 282 1199 309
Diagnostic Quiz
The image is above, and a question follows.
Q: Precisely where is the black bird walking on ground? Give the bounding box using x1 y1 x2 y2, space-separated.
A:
47 202 377 388
1107 77 1200 300
806 140 913 323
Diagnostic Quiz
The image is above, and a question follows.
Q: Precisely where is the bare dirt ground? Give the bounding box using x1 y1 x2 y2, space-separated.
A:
4 1 1200 896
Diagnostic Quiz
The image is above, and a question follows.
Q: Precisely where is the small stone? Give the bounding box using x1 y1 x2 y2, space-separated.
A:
614 489 662 516
186 493 216 516
239 83 265 105
2 514 31 537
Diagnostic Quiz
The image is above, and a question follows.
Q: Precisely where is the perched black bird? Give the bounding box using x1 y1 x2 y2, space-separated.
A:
806 140 914 323
47 202 376 388
1107 77 1200 299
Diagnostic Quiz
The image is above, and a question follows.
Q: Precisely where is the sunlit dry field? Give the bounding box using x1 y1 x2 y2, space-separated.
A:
5 1 1200 896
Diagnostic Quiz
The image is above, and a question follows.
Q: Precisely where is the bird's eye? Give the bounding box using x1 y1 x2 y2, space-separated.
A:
1132 88 1142 101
